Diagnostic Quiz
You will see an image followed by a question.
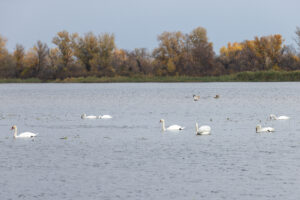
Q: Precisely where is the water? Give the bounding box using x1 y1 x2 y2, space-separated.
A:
0 83 300 200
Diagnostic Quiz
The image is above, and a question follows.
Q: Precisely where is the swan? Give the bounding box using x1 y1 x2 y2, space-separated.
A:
193 95 200 101
81 114 99 119
195 123 211 135
256 125 275 133
270 114 289 120
11 125 37 138
160 119 184 131
99 115 112 119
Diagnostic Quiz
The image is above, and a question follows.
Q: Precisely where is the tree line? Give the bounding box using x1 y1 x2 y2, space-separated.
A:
0 26 300 80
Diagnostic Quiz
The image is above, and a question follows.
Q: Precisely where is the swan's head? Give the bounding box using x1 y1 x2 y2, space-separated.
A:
256 125 261 132
11 125 17 130
159 119 164 123
81 114 86 119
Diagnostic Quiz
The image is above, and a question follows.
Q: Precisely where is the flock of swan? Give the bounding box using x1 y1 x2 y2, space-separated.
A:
10 113 113 138
159 113 289 136
9 95 290 139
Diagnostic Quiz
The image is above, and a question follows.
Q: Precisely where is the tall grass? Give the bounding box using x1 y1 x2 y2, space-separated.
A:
2 71 300 83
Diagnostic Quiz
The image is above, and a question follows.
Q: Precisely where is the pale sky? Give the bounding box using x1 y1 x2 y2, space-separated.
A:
1 0 300 53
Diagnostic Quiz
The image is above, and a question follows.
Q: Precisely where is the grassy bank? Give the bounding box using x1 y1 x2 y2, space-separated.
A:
2 71 300 83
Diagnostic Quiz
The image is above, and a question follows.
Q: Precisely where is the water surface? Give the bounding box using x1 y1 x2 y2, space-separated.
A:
0 83 299 200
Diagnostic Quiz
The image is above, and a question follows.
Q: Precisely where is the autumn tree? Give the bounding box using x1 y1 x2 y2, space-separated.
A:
296 27 300 52
72 32 99 72
153 31 185 75
52 31 76 78
90 33 116 76
32 40 49 78
0 35 15 78
253 34 283 70
132 48 153 74
185 27 215 75
219 34 284 72
13 44 25 77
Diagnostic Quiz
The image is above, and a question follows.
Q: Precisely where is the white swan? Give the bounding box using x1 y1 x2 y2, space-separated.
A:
270 114 290 120
160 119 184 131
193 95 200 101
195 123 211 135
81 114 99 119
256 125 275 133
11 125 37 138
99 115 112 119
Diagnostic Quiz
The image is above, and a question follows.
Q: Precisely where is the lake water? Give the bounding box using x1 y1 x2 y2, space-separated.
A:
0 83 300 200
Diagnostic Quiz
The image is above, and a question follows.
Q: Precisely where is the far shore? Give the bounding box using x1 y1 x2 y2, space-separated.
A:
1 71 300 83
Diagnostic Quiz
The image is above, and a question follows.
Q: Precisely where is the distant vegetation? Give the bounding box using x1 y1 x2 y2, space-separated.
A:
2 71 300 83
1 26 300 82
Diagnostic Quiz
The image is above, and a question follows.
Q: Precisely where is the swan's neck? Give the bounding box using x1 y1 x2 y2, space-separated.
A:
195 123 199 133
13 128 18 138
161 121 166 131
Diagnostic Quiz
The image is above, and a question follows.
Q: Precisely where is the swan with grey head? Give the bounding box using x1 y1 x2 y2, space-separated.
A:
193 95 200 101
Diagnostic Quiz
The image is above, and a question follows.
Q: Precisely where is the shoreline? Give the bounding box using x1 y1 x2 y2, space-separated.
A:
1 71 300 83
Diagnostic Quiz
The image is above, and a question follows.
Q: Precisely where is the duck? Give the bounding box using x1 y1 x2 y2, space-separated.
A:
81 114 99 119
195 123 211 135
256 125 275 133
160 119 184 131
193 95 200 101
270 114 290 120
99 115 112 119
214 94 220 99
11 125 37 138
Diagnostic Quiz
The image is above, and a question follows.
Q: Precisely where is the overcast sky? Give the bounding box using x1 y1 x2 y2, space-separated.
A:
1 0 300 53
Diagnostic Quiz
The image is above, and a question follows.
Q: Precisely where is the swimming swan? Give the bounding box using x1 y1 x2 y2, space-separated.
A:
11 125 37 138
160 119 184 131
193 95 200 101
270 114 290 120
81 114 99 119
195 123 211 135
256 125 275 133
99 115 112 119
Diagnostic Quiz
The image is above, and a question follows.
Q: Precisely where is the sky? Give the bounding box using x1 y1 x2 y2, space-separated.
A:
1 0 300 53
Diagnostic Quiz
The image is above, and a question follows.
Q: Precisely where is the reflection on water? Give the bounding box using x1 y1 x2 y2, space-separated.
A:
0 83 300 200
